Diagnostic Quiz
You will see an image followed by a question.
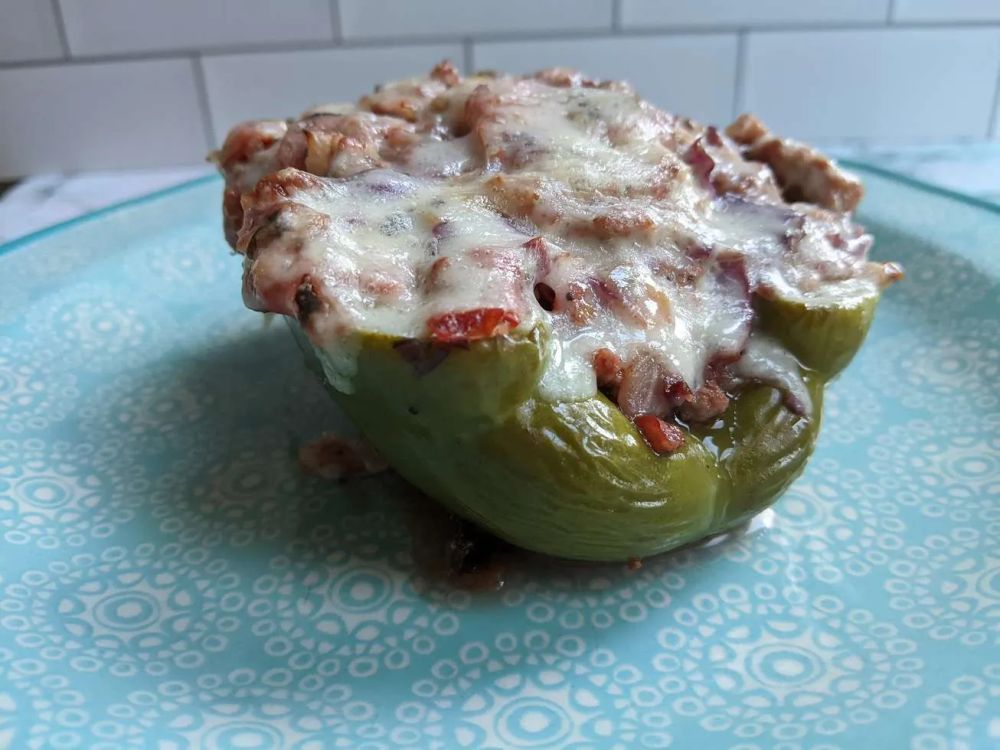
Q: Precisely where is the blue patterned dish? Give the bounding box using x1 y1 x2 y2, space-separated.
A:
0 164 997 749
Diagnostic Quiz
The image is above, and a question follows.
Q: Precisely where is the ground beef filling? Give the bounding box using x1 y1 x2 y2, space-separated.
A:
215 62 891 456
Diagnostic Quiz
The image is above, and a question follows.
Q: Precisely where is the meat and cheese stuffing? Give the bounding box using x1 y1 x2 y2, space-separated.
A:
214 61 900 436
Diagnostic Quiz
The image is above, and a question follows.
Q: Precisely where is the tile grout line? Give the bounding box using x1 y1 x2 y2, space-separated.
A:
49 0 71 60
190 55 218 150
611 0 622 32
97 19 981 44
987 58 1000 138
886 0 898 24
1 20 998 70
329 0 342 42
731 29 747 120
461 39 474 75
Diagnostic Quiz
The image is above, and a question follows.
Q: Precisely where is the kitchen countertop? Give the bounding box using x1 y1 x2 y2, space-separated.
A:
1 143 998 246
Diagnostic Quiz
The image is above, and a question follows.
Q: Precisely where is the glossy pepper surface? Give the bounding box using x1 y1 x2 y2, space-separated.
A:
287 299 873 561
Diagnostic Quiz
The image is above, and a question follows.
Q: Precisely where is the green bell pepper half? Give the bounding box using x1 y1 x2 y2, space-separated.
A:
289 288 877 561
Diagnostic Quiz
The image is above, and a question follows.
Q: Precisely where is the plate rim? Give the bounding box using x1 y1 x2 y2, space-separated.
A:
840 157 1000 216
0 173 220 260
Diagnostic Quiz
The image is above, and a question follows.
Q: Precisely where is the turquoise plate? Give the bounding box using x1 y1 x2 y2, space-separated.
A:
0 165 997 750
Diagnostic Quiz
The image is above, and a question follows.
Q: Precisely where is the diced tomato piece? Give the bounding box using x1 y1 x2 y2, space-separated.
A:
633 414 685 455
683 137 715 189
522 236 552 276
521 236 548 253
664 375 693 404
426 308 519 344
593 348 623 388
423 257 452 292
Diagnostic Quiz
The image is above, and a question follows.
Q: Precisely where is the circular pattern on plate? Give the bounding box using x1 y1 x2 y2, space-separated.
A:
412 631 664 749
0 438 145 548
0 338 80 436
24 284 157 373
862 318 999 416
884 527 998 646
653 584 924 744
127 226 229 301
0 542 241 677
909 664 1000 750
867 418 999 525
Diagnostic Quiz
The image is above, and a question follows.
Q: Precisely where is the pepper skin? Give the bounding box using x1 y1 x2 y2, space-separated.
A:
289 305 849 562
754 289 879 379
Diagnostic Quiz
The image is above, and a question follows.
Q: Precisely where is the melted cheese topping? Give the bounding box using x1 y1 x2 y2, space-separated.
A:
221 66 890 406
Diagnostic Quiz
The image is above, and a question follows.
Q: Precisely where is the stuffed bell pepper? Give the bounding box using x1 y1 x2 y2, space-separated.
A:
213 62 900 561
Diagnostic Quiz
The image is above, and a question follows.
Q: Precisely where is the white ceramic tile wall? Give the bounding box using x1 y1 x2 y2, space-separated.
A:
0 0 65 63
0 60 208 178
474 35 738 125
202 44 463 144
743 28 1000 141
620 0 889 28
57 0 335 56
338 0 613 39
0 0 997 176
893 0 1000 23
